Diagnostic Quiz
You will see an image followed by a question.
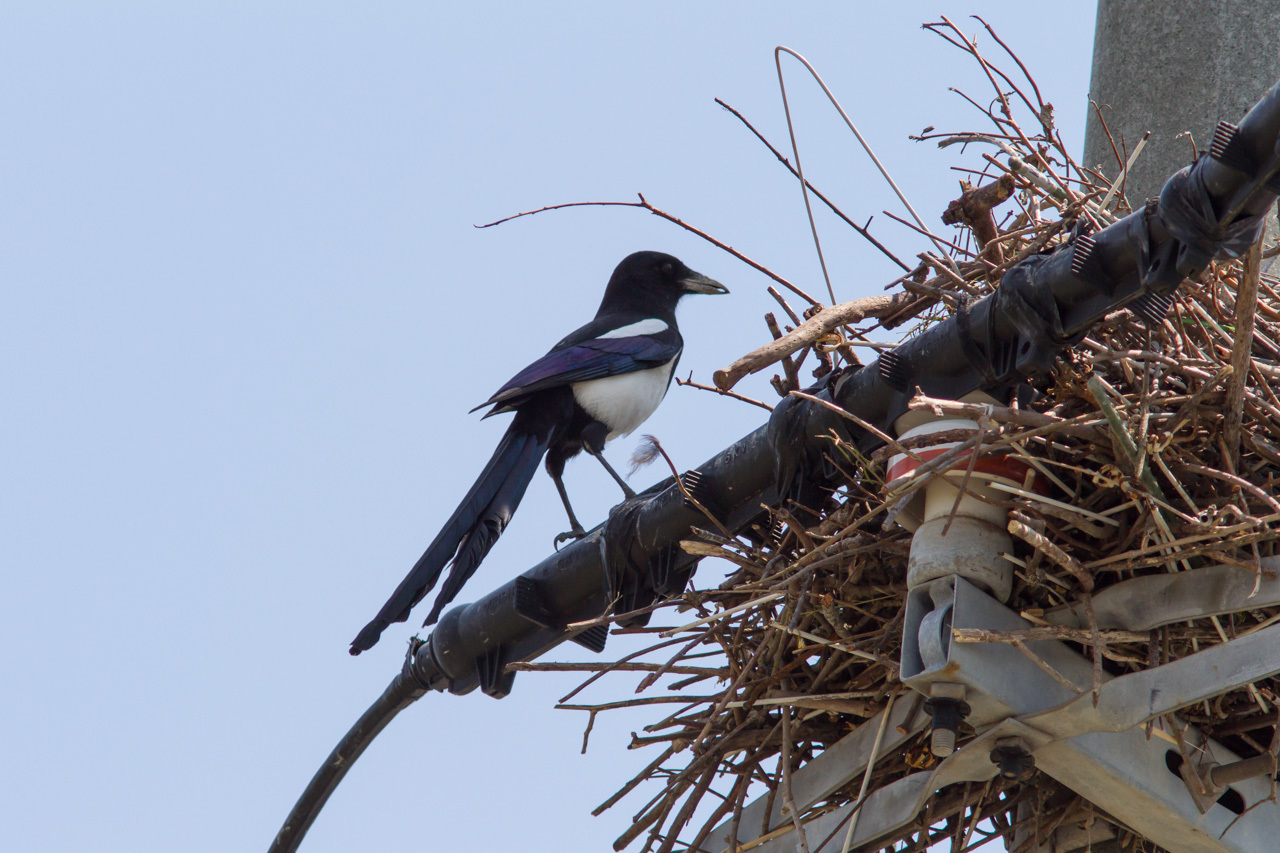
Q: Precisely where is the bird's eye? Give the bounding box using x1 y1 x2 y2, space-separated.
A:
662 262 674 275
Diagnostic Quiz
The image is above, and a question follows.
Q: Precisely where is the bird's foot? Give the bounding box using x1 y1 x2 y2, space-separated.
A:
554 526 587 549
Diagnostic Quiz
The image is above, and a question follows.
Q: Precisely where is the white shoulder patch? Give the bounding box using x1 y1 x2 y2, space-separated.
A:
597 318 668 339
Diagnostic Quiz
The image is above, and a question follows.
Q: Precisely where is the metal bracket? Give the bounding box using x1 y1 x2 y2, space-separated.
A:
702 698 928 852
1044 558 1280 632
717 577 1280 852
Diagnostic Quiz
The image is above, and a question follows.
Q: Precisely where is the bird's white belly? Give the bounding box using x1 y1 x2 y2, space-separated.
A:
571 359 676 440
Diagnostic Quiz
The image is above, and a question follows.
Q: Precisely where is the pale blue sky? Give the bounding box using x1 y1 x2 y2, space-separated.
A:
2 4 1095 851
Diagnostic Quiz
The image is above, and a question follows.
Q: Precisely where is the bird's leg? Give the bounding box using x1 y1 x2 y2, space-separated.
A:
588 447 637 500
547 456 587 547
580 421 636 500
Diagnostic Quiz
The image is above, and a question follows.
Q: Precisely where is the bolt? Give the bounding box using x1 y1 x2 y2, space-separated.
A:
931 726 957 757
922 696 970 757
989 741 1036 781
1208 753 1278 787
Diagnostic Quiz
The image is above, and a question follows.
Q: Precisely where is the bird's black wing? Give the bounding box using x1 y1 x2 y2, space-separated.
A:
472 322 682 415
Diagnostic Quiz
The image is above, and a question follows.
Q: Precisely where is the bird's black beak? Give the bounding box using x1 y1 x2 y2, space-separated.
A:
680 270 729 295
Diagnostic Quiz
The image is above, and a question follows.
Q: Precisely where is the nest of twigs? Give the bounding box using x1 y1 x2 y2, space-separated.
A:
513 19 1280 853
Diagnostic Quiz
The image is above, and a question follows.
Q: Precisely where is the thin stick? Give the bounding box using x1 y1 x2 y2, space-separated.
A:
1226 240 1264 468
1097 131 1150 212
659 593 785 638
477 193 820 306
1008 518 1094 592
1012 639 1083 694
676 373 774 411
774 46 959 270
840 691 899 853
779 710 812 853
950 626 1149 645
508 661 725 676
715 97 910 272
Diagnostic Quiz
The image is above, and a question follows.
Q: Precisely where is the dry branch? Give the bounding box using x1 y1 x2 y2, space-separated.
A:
713 292 919 390
942 172 1016 261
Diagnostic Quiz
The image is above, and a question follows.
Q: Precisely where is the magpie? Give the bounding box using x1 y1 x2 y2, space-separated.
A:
349 251 728 654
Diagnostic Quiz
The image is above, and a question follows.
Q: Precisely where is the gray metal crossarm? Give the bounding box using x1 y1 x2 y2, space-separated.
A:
1045 558 1280 632
1024 621 1280 741
724 578 1280 853
1030 727 1274 853
703 697 929 852
747 723 1015 853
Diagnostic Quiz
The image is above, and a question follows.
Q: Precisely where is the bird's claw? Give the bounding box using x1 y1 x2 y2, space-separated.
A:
554 527 587 549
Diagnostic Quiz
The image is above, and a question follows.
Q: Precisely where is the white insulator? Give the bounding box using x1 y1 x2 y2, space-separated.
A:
886 400 1028 602
907 516 1014 602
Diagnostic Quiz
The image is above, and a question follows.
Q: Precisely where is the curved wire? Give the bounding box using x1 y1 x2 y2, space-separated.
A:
775 47 836 305
268 664 428 853
774 47 959 290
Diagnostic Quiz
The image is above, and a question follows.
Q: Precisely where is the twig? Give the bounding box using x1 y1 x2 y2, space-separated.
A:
659 593 785 638
1012 639 1083 694
941 173 1016 262
715 97 910 271
477 193 820 306
779 710 812 853
1226 241 1264 468
1008 517 1094 592
713 292 917 390
840 691 898 853
952 628 1154 648
774 46 957 269
634 435 732 538
508 661 726 676
676 373 774 411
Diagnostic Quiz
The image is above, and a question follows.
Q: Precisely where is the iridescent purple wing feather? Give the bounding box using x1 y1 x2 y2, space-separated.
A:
473 335 680 413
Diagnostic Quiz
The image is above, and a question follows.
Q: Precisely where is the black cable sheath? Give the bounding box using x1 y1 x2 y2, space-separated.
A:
269 661 428 853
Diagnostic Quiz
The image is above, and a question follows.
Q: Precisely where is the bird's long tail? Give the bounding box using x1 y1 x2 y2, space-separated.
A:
349 418 551 655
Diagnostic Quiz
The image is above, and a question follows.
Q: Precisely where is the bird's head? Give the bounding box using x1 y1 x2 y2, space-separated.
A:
599 251 728 317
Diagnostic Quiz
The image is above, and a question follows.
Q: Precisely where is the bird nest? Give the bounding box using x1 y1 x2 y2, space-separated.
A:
513 20 1280 853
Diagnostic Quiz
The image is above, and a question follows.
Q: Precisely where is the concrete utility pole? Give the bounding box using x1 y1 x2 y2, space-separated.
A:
1071 4 1280 852
1085 0 1280 216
